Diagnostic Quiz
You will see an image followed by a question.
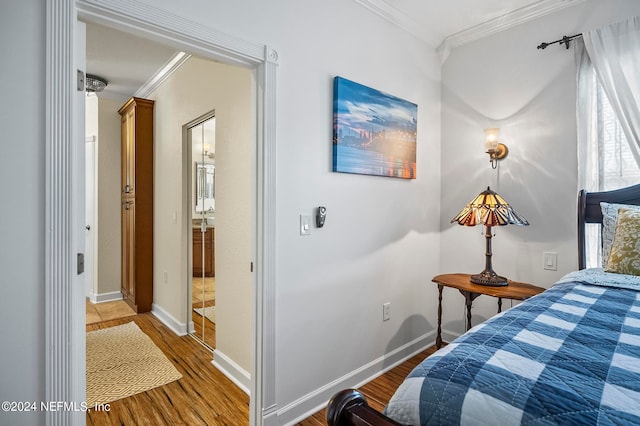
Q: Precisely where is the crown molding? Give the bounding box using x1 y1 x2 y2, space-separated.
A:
441 0 588 51
353 0 588 59
135 51 191 98
352 0 440 47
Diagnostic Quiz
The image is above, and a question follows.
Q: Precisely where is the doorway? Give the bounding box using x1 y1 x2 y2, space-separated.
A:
47 1 278 424
188 113 217 349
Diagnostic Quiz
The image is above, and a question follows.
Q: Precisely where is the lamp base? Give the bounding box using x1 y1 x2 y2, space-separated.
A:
470 270 508 286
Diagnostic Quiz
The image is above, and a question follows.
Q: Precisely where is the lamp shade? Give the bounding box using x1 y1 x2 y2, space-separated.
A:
451 187 529 227
484 128 499 151
451 187 528 286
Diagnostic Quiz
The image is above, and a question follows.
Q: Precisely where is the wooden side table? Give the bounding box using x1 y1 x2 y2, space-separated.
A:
432 273 545 349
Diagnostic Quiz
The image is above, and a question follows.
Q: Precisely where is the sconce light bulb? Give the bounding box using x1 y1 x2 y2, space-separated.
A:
484 128 500 151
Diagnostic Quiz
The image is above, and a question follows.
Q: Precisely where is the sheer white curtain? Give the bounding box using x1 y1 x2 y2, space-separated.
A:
584 16 640 165
576 16 640 268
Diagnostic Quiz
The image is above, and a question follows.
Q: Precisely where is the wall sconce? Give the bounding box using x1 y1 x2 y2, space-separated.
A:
484 128 508 169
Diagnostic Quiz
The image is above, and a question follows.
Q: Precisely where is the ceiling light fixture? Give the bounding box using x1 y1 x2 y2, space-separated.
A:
86 73 108 93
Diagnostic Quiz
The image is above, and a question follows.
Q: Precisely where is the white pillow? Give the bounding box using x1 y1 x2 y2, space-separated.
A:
600 202 640 267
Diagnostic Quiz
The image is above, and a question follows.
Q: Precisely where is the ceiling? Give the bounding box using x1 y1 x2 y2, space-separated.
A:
85 0 583 99
85 22 178 101
354 0 584 48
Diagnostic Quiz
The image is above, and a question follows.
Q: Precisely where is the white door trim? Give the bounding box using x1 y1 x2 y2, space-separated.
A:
45 2 84 424
46 1 278 424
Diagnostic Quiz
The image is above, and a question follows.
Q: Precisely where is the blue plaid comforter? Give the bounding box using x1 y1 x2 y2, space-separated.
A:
385 272 640 425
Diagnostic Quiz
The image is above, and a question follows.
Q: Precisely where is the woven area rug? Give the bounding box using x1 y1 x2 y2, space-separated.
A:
193 306 216 323
86 322 182 406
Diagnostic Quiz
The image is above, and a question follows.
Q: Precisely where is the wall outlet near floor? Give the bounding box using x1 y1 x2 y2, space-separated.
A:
383 302 391 321
163 271 168 283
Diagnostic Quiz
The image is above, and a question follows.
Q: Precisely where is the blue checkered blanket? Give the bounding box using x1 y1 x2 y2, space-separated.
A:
384 271 640 425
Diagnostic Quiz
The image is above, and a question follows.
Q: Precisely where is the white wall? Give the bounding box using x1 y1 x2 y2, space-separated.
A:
97 97 123 296
86 95 98 136
440 0 640 334
137 0 442 419
1 0 442 422
0 0 45 424
85 95 123 299
150 57 254 371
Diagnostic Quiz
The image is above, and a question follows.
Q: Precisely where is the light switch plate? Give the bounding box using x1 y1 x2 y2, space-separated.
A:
300 214 311 236
543 252 557 271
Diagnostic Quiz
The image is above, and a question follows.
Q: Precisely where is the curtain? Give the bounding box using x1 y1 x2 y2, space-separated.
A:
576 16 640 268
583 16 640 167
576 38 599 193
575 39 601 268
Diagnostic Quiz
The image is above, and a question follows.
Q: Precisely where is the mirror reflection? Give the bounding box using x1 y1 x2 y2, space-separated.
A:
196 163 215 212
190 114 216 350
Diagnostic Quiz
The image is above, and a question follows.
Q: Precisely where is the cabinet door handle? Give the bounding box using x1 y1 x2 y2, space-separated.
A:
124 202 130 210
124 184 131 193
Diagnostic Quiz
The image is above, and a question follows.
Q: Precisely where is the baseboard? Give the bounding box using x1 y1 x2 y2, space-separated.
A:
276 330 437 425
188 320 195 334
212 349 251 395
151 303 188 336
89 291 123 304
442 328 462 344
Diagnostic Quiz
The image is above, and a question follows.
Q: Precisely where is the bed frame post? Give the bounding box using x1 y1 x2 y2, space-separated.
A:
578 189 587 270
326 389 402 426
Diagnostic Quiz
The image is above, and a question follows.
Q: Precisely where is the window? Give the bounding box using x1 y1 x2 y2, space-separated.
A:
595 75 640 190
577 18 640 268
580 65 640 268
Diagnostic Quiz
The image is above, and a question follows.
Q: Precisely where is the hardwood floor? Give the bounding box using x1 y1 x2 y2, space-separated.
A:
296 345 439 425
192 309 216 349
86 299 136 325
86 305 436 425
192 276 216 348
86 314 248 426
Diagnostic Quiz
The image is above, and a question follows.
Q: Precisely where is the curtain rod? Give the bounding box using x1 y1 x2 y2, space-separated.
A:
537 33 582 50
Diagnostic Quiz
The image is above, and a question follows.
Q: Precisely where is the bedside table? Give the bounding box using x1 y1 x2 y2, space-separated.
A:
431 273 545 349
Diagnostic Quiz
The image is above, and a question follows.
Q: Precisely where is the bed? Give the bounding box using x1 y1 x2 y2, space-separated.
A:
327 183 640 425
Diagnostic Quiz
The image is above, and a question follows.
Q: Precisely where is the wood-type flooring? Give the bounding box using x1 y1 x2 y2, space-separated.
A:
86 314 248 425
297 345 438 425
86 303 437 425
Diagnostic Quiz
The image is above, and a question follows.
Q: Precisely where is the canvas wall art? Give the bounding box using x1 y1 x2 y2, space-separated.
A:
333 76 417 179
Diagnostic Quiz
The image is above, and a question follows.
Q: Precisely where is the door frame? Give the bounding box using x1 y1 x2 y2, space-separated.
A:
45 1 278 424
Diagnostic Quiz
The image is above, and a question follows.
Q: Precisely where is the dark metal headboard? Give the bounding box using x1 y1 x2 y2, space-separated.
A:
578 183 640 269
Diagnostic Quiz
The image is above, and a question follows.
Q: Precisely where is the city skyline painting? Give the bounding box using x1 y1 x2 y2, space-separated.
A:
332 76 417 179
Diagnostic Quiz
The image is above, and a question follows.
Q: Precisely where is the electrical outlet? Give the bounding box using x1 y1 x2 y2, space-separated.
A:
383 302 391 321
163 271 168 283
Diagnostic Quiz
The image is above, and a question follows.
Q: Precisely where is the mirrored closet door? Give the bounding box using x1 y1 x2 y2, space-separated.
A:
189 113 216 349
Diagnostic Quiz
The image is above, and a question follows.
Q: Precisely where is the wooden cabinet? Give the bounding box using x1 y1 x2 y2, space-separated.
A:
193 227 215 277
119 97 154 313
121 106 136 195
121 199 135 303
